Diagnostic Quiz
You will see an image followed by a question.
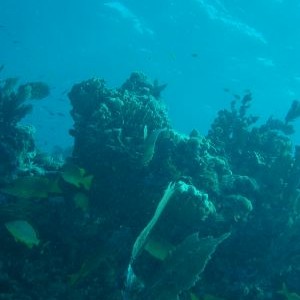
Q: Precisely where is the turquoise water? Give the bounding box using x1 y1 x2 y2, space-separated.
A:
1 0 299 149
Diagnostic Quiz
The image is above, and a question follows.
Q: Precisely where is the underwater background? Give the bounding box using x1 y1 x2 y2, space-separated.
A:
1 0 300 150
1 0 300 300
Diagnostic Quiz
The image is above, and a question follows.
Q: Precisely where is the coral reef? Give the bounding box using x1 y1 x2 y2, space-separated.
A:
0 79 50 184
124 181 228 300
1 72 300 300
69 72 170 170
68 72 171 225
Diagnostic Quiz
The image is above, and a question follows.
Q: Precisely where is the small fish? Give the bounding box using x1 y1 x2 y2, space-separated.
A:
143 125 148 140
42 107 55 116
191 53 199 58
0 64 4 72
285 100 300 123
141 128 166 166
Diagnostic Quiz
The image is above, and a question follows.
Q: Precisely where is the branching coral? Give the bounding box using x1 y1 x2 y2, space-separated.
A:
0 78 50 183
207 92 295 183
0 78 49 128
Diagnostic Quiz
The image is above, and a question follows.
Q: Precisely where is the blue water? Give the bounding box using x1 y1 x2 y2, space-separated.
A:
1 0 300 150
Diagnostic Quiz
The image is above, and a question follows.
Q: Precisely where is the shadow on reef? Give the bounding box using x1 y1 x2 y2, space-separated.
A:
1 72 300 299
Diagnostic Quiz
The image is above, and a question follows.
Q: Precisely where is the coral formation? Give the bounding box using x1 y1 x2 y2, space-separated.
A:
0 78 50 184
68 72 170 170
1 72 300 300
124 181 227 300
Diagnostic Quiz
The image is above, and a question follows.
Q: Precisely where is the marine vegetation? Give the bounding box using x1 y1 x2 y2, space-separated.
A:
0 78 50 184
1 72 300 300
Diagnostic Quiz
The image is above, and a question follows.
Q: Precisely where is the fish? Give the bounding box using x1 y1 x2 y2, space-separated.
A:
144 236 175 261
141 128 166 166
42 106 56 116
1 176 61 199
5 220 40 248
143 125 148 140
285 100 300 123
61 164 94 190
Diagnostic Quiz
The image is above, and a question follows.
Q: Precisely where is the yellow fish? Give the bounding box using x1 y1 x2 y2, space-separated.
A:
1 176 61 199
5 220 40 248
61 164 93 190
144 236 175 260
